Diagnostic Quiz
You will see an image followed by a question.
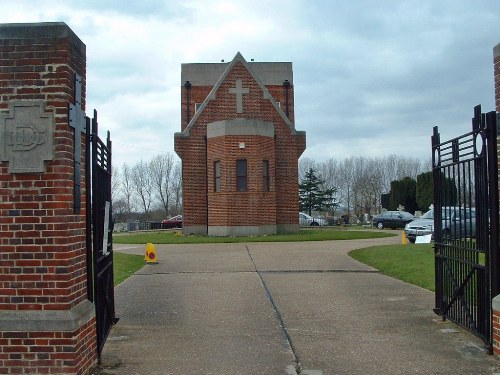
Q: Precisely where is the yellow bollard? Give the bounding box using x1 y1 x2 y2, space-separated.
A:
145 242 158 264
401 231 408 245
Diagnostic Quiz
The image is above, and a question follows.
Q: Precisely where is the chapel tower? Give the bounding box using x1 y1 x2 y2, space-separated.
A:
175 52 306 236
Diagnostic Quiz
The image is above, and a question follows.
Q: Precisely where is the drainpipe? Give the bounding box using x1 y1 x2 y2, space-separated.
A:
283 79 290 118
184 80 192 126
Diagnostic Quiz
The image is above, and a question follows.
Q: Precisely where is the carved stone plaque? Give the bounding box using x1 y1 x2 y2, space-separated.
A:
0 101 54 173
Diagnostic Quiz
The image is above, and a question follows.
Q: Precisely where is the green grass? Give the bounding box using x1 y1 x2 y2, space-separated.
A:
349 243 435 291
113 252 145 286
114 228 396 244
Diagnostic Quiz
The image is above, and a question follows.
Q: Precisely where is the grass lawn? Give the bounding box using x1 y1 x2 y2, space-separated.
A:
349 243 435 291
114 228 396 244
113 252 145 286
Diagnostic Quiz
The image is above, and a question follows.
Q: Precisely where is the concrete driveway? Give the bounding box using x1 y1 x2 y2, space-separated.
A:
97 236 500 374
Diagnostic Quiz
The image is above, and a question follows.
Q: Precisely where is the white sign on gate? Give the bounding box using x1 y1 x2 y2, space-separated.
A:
102 201 111 256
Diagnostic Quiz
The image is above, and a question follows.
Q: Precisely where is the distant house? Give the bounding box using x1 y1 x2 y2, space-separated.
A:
174 52 306 236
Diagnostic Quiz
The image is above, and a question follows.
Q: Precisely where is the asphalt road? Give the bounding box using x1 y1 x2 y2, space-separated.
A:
96 237 500 374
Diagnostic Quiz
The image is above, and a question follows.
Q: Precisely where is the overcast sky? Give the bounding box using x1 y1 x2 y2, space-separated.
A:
1 0 499 168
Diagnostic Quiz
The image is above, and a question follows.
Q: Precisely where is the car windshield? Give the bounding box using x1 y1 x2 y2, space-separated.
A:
401 212 414 218
420 207 476 220
421 210 434 219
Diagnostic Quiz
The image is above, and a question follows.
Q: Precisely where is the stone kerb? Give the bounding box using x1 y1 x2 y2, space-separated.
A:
0 23 97 375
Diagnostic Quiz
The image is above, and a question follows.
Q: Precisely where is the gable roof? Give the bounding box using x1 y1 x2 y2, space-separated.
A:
177 52 297 137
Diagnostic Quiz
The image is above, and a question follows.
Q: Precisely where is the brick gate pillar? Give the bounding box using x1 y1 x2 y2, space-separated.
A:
492 42 500 356
0 23 97 374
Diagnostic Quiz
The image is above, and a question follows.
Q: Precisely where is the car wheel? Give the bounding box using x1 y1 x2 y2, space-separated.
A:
310 221 319 226
377 222 384 230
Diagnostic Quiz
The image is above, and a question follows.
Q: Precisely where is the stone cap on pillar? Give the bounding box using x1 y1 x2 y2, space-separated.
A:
493 294 500 312
495 43 500 59
0 22 85 56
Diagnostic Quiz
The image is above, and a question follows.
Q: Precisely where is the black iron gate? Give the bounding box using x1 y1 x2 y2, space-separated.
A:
85 110 118 358
432 105 499 350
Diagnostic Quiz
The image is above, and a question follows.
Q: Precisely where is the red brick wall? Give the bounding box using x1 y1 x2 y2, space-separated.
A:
0 23 96 374
181 85 212 131
176 59 305 232
495 45 500 113
181 72 295 130
493 308 500 355
207 135 277 226
267 84 294 123
0 317 97 374
0 24 87 311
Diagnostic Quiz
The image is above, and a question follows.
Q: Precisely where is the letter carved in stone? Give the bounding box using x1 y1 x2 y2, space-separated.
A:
0 101 54 173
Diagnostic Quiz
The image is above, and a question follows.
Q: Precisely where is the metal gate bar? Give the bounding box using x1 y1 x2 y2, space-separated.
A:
432 105 498 350
85 109 117 358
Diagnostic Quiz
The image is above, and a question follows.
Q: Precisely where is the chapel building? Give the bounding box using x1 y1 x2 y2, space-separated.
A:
174 52 306 236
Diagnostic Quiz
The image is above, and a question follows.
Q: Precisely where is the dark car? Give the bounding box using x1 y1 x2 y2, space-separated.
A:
372 211 414 229
162 215 183 229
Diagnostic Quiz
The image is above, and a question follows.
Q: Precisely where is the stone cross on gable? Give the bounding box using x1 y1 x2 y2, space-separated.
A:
229 79 249 113
68 74 87 213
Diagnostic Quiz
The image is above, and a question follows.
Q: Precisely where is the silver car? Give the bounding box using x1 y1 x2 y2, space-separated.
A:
299 212 327 226
404 207 476 243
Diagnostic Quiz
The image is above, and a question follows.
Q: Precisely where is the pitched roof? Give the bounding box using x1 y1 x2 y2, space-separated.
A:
177 52 297 137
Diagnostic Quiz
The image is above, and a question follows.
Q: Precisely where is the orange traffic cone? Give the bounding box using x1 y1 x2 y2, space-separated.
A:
145 242 158 264
401 231 408 245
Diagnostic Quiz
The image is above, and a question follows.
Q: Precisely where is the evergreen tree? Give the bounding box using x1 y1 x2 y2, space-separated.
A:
299 168 338 215
416 170 457 211
416 171 433 211
381 193 390 210
388 176 417 213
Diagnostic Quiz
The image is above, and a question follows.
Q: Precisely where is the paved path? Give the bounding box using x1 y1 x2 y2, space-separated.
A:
98 237 500 374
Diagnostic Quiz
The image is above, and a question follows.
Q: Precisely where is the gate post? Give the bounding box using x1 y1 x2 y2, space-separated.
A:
491 42 500 356
0 23 97 374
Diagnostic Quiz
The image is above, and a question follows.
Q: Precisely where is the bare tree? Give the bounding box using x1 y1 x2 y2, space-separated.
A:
352 158 384 217
111 167 120 202
150 153 175 217
344 157 358 216
170 161 183 215
121 163 135 214
313 155 428 220
317 158 338 191
131 160 154 216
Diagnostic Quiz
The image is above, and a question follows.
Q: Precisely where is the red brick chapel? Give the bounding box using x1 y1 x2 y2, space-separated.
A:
174 52 306 236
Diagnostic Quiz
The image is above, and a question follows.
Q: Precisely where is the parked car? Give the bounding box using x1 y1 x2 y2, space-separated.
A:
299 212 327 226
372 211 414 229
404 209 434 243
404 207 476 243
162 215 183 229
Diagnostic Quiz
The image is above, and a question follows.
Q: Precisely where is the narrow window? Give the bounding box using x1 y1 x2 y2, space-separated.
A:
263 160 269 192
236 159 247 192
214 161 221 192
195 103 202 112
